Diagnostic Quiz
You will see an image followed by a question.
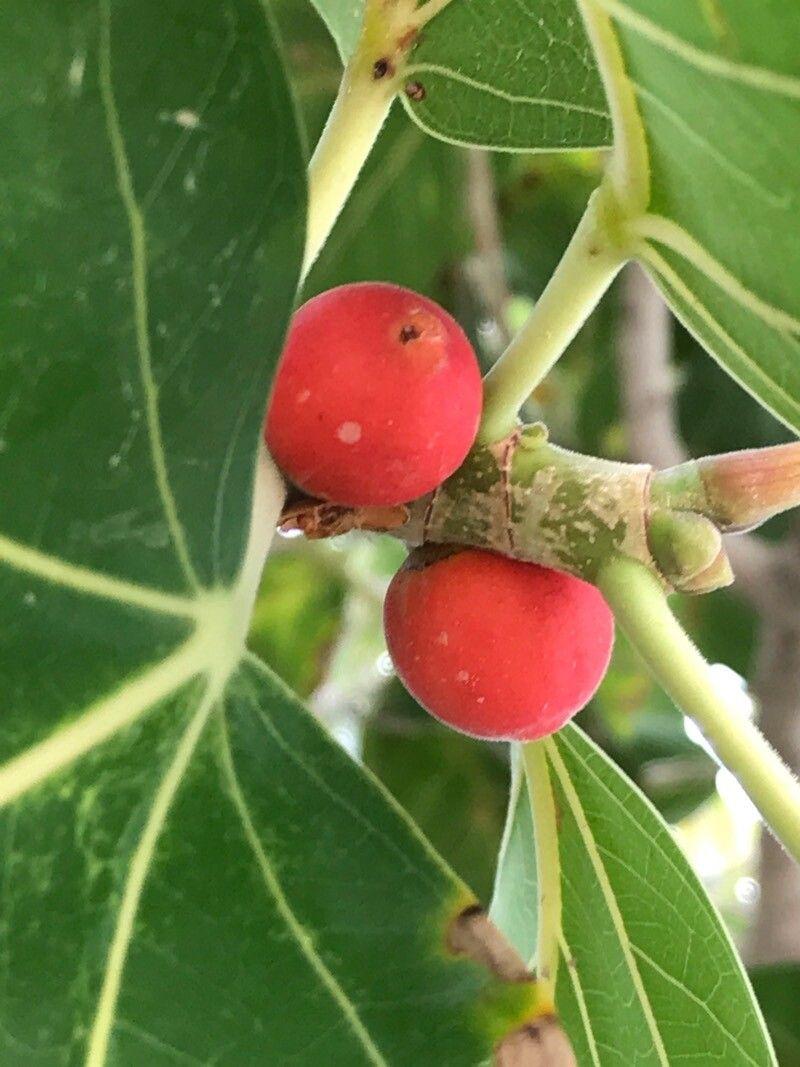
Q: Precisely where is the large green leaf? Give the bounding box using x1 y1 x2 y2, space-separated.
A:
491 726 776 1065
403 0 612 151
0 1 536 1059
596 0 800 434
364 678 509 901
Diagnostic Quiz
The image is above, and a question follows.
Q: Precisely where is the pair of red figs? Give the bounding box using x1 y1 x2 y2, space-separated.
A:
266 282 614 741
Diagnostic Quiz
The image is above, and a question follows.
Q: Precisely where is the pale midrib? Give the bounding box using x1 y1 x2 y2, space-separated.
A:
98 0 200 593
557 930 601 1067
0 532 197 619
577 0 650 213
544 737 670 1066
244 651 457 884
630 81 791 211
597 0 800 100
633 215 800 336
85 683 220 1067
218 718 389 1067
0 635 205 809
403 62 611 119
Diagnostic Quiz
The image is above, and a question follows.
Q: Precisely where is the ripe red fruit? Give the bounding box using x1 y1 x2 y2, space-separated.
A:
383 547 614 741
265 283 482 506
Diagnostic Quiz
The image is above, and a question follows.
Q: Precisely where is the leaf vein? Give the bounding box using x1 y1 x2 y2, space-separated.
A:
98 0 200 592
85 682 218 1066
544 737 670 1066
0 531 197 619
404 62 612 119
598 0 800 99
217 715 388 1067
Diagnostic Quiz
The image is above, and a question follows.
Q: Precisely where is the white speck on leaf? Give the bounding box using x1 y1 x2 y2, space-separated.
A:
172 109 201 129
68 54 85 94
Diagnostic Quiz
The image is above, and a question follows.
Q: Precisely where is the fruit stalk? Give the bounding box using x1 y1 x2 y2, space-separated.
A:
599 555 800 865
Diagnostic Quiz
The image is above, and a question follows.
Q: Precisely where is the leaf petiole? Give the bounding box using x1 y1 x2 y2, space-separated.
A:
521 739 561 1002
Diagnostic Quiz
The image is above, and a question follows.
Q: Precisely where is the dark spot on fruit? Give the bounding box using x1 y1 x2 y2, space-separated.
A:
399 323 421 343
372 58 393 79
405 80 426 101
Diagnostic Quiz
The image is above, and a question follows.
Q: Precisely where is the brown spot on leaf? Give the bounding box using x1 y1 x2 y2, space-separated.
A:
495 1016 577 1066
404 80 427 101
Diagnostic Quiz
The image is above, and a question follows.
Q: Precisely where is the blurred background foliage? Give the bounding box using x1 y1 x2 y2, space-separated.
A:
253 0 800 1056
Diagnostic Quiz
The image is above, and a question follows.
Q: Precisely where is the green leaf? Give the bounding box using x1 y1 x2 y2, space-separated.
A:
306 0 612 151
599 0 800 434
403 0 612 151
0 1 535 1058
364 678 510 901
307 0 364 62
750 965 800 1066
491 726 776 1065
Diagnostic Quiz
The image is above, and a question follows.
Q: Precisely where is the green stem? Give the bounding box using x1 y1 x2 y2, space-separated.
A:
303 62 397 281
478 185 628 444
599 555 800 864
521 740 561 1001
302 0 457 281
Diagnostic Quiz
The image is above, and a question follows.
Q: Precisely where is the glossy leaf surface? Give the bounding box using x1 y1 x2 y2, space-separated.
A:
598 0 800 434
491 726 775 1065
0 2 536 1060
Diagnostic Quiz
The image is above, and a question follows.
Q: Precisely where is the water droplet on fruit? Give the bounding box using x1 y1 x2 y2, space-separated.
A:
456 670 469 683
436 631 449 646
296 389 311 404
336 421 362 444
376 652 394 677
